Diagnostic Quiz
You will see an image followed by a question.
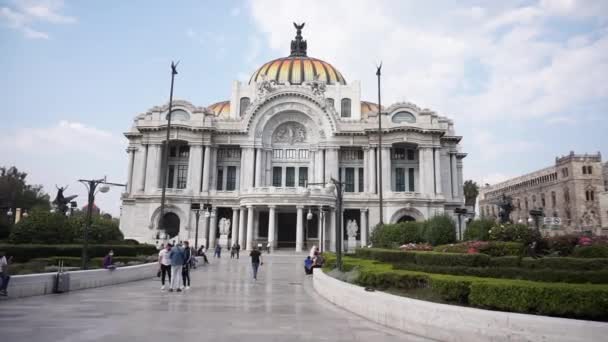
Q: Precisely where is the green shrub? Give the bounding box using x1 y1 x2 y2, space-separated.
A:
469 280 608 320
489 256 521 267
520 257 608 271
0 244 157 262
544 234 580 256
463 218 495 241
489 224 540 245
355 248 490 267
9 211 77 244
422 215 456 246
370 222 423 248
572 245 608 258
478 241 524 257
71 216 124 244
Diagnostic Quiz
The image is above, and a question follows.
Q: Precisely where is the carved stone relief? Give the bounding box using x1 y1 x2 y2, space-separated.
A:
273 122 307 144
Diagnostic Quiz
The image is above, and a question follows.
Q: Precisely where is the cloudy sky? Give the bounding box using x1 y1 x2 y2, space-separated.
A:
1 0 607 216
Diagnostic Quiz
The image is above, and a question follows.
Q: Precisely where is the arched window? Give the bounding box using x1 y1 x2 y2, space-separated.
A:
341 98 351 118
392 111 416 123
239 97 250 117
327 98 335 109
582 166 587 174
166 109 190 121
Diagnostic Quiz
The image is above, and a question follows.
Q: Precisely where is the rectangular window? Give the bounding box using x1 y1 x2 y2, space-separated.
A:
272 167 282 187
298 167 308 187
167 165 175 188
226 166 236 191
286 149 297 159
345 168 355 192
169 147 177 158
407 149 415 160
178 145 189 158
541 193 546 207
551 191 556 208
395 168 405 192
273 149 283 159
216 167 223 190
358 168 364 192
176 165 188 189
408 168 415 191
392 148 405 160
286 167 295 187
298 149 309 159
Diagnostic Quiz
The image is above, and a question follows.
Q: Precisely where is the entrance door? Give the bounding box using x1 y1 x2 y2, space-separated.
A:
277 212 296 248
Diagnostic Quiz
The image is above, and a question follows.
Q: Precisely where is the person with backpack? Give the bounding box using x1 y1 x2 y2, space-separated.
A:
249 247 263 280
169 243 185 292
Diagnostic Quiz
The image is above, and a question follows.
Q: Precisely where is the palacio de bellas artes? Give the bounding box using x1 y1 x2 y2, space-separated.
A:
119 25 466 251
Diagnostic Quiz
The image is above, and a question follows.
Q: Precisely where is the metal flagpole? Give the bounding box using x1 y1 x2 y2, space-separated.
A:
158 61 179 241
376 63 384 225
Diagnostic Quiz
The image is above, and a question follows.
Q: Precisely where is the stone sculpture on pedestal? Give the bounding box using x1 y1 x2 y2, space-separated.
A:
346 220 358 253
218 218 231 248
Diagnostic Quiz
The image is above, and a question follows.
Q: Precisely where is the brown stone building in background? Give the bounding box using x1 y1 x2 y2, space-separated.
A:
478 152 607 236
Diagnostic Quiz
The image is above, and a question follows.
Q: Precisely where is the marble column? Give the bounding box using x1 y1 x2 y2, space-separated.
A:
457 157 464 199
238 207 246 248
451 153 458 199
188 145 203 194
209 147 218 191
418 147 428 194
126 148 135 194
434 148 442 195
295 206 304 252
137 145 148 192
231 207 239 247
381 146 391 193
145 144 161 193
201 145 211 192
201 215 209 249
368 147 376 193
325 148 339 182
246 205 254 250
363 147 369 193
360 208 368 247
268 206 276 250
209 209 217 249
329 208 336 252
255 148 263 187
316 149 325 183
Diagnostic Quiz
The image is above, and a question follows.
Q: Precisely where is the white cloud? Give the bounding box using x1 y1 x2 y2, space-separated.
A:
0 0 75 39
0 121 125 216
230 7 241 17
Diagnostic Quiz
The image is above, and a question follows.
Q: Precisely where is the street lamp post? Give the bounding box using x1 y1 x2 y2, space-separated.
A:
376 63 384 225
529 209 544 231
454 208 468 240
203 203 212 249
79 177 126 270
191 203 201 250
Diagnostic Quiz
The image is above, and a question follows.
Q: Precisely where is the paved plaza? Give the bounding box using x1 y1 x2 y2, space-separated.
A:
0 253 431 342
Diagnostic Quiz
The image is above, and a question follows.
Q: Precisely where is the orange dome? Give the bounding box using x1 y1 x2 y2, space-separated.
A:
208 101 230 116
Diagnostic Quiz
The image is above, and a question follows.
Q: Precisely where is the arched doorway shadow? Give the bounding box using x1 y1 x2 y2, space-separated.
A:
397 215 416 223
163 213 180 238
390 207 425 223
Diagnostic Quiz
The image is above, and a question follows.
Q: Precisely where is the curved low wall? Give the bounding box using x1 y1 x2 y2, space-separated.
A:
313 269 608 342
3 262 158 299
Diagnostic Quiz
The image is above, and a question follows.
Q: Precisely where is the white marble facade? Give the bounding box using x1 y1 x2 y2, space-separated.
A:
119 26 466 251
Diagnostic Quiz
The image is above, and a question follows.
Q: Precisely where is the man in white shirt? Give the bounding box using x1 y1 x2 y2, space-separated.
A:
158 244 172 291
0 251 10 296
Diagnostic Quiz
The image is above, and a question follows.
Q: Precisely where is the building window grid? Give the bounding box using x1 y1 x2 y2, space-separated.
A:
218 148 241 161
395 168 405 192
286 167 295 187
272 167 282 187
226 166 236 191
358 168 364 192
216 168 224 190
298 167 308 187
176 165 188 189
344 168 355 192
408 168 415 192
341 98 351 118
340 149 363 161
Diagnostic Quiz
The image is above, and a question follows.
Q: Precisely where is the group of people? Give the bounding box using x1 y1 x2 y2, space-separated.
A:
304 246 324 275
158 241 195 292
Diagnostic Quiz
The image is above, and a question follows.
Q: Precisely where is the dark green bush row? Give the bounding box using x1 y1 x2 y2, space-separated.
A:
336 256 608 320
370 215 456 248
463 219 494 241
520 257 608 271
30 256 147 268
572 246 608 258
434 242 524 257
393 263 608 284
355 248 491 267
0 244 157 262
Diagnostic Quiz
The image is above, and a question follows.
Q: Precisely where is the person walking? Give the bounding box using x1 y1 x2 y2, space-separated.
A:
181 241 192 290
235 243 241 259
214 244 221 258
158 244 172 291
0 251 11 296
249 247 263 280
169 243 185 292
230 243 236 259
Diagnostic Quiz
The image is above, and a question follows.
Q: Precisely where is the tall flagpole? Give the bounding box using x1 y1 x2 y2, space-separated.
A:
158 61 179 241
376 63 384 225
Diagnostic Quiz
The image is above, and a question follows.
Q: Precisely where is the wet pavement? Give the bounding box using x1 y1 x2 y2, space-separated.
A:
0 253 432 342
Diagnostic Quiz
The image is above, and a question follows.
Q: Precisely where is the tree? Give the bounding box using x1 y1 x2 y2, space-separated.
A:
463 180 479 208
0 166 51 239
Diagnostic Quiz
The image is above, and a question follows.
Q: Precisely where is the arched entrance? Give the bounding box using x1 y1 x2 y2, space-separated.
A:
163 212 180 238
397 215 416 223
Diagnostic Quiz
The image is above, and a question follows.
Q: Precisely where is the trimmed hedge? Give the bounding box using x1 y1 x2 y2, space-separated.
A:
393 263 608 284
370 222 423 248
334 256 608 320
30 256 146 268
520 257 608 271
434 241 524 257
355 248 491 267
572 246 608 258
0 244 157 263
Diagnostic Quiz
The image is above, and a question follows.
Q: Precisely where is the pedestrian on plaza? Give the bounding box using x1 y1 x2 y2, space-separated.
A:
235 243 241 259
230 243 236 259
249 247 263 280
182 241 192 290
169 243 185 292
214 244 221 258
304 256 313 275
312 251 324 269
158 244 172 291
0 251 11 296
103 250 116 270
197 245 209 264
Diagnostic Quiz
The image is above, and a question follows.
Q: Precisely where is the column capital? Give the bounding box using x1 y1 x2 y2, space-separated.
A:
231 207 240 211
267 205 277 209
296 205 305 210
246 205 253 209
126 147 138 153
360 208 368 213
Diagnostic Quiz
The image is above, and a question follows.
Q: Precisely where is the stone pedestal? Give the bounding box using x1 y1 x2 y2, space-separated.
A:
219 234 229 249
347 237 357 253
